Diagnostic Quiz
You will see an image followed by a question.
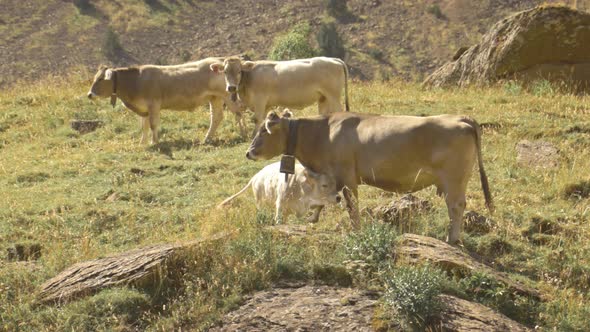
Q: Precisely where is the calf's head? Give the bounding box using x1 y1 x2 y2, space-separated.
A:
300 169 341 206
246 110 292 160
210 57 255 101
87 65 115 99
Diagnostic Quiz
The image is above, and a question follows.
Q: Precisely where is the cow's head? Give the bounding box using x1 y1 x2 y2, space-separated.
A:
210 57 255 101
300 168 341 206
87 65 115 99
246 109 293 160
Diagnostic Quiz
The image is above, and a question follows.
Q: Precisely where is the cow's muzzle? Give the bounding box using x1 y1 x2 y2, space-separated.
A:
87 92 93 99
227 86 237 93
336 195 342 203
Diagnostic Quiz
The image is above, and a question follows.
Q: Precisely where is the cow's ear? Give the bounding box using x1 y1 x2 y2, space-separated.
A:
210 63 225 74
264 111 281 134
104 69 114 80
241 61 255 71
280 108 293 118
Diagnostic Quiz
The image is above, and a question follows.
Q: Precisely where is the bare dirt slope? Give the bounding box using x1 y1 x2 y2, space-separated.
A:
1 0 588 87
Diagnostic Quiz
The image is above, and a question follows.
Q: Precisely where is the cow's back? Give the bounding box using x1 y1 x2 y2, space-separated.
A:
138 58 227 110
244 58 345 109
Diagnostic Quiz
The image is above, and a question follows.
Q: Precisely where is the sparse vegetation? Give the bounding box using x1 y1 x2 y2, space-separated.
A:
317 22 346 59
383 265 445 328
427 4 446 20
102 27 123 60
325 0 349 19
269 22 316 60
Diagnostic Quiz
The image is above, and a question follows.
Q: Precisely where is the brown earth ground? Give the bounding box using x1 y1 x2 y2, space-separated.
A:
2 0 588 88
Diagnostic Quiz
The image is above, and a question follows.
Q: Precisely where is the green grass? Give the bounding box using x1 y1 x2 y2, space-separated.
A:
1 73 590 330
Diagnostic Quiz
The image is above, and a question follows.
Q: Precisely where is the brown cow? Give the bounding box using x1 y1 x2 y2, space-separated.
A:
245 110 493 244
210 56 349 135
87 58 246 144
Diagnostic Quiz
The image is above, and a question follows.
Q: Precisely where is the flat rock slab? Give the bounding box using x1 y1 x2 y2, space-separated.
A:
210 285 378 332
37 232 229 304
516 140 559 169
439 295 531 331
395 234 539 299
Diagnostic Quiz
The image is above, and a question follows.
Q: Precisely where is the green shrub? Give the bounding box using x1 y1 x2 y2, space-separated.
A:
426 4 445 20
103 27 123 60
73 0 93 14
325 0 349 19
344 222 397 269
317 22 345 59
531 79 554 96
368 48 384 61
383 265 445 328
541 291 590 331
269 22 316 60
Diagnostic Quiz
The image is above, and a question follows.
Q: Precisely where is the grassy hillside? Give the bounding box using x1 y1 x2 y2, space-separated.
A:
1 72 590 330
2 0 588 87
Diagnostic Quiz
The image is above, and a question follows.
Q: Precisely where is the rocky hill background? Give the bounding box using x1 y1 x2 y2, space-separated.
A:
2 0 589 88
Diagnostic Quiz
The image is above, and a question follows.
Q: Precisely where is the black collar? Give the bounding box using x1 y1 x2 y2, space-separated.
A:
286 119 298 156
110 70 118 108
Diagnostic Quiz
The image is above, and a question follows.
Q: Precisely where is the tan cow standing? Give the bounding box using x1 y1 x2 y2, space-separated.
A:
87 58 246 144
209 56 349 134
245 110 493 244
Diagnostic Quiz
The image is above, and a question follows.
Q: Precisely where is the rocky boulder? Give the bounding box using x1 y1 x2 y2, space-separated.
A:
424 6 590 89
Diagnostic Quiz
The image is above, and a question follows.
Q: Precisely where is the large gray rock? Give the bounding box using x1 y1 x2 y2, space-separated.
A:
424 6 590 89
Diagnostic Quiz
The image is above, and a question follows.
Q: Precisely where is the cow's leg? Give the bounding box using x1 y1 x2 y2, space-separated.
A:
204 98 224 143
342 185 360 229
148 106 161 144
318 96 339 115
251 101 268 137
439 173 470 244
140 116 150 144
307 205 323 223
445 189 467 245
228 101 248 139
274 196 284 224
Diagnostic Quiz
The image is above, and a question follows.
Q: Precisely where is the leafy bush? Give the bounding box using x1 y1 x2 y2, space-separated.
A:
73 0 93 14
383 265 445 328
531 79 554 96
103 27 123 60
344 222 397 269
325 0 349 18
426 4 446 20
269 22 316 60
368 48 384 61
317 22 345 59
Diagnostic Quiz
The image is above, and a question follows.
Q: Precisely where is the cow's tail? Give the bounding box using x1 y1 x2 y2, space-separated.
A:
217 180 252 208
461 117 494 213
334 58 350 112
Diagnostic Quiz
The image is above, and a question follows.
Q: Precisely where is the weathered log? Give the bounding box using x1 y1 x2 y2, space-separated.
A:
37 232 229 305
394 234 540 299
